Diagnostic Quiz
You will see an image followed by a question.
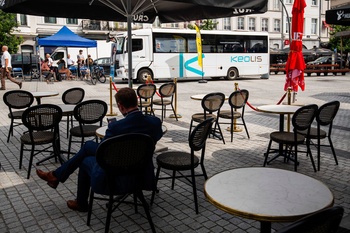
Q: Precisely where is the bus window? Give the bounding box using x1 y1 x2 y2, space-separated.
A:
126 38 143 52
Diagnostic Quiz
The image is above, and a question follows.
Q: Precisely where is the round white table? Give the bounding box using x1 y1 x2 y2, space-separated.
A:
31 91 59 105
190 94 228 100
204 167 334 233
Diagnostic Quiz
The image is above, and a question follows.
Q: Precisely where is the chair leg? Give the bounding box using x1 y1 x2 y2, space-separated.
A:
242 118 250 139
151 166 161 205
170 103 178 121
216 122 225 144
27 145 35 179
294 145 298 172
190 167 199 214
230 118 234 142
189 119 194 138
87 190 94 226
19 144 24 169
263 140 273 167
200 163 208 180
306 140 317 172
67 134 73 160
137 191 156 233
171 170 176 189
7 119 14 143
328 136 338 165
104 194 114 233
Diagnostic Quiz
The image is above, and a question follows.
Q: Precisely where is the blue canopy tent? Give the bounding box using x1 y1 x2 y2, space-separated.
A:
38 26 97 47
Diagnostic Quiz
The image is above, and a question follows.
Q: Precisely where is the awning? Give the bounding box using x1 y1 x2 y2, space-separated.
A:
326 4 350 26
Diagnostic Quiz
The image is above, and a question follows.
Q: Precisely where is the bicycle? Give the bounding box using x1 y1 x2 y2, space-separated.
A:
91 65 106 83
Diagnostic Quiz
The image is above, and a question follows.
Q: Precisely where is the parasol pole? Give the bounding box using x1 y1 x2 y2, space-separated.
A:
127 0 133 88
287 87 292 132
169 77 182 119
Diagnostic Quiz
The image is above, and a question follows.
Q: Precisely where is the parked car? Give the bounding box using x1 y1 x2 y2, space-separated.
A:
92 57 111 75
307 56 346 68
11 54 41 78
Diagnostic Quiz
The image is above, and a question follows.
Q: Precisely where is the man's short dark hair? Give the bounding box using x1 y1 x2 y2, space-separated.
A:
114 87 137 108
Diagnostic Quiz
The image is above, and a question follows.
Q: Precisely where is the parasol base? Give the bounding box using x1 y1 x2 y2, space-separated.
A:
226 126 243 132
169 114 182 119
198 79 207 83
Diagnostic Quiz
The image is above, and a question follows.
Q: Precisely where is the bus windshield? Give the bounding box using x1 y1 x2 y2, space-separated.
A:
115 37 124 54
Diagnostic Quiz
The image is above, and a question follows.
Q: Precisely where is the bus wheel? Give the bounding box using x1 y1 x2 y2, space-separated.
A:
225 67 239 80
138 69 152 83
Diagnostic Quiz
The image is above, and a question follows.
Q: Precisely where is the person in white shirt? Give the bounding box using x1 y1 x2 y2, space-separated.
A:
77 50 84 78
46 54 53 67
1 45 22 90
67 54 74 68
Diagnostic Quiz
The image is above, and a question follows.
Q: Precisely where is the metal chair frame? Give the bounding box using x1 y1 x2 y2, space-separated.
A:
153 82 178 122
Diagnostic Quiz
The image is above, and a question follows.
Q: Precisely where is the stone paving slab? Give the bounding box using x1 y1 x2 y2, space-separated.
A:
0 74 350 232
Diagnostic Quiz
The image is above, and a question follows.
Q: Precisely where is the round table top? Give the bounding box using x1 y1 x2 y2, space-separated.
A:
56 104 75 113
191 94 228 100
256 105 301 114
204 167 334 222
31 91 59 98
96 125 168 138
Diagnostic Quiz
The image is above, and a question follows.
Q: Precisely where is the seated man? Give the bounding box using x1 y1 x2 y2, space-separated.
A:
36 88 163 212
41 58 56 83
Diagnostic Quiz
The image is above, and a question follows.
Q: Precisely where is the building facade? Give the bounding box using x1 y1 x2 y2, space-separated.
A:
14 0 330 55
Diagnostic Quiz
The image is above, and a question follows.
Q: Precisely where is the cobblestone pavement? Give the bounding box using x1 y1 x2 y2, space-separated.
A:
0 74 350 233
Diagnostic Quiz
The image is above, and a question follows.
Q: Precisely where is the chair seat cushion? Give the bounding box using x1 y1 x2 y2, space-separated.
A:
20 131 56 145
298 127 327 139
156 151 199 171
70 125 100 137
270 131 305 144
218 110 241 119
139 101 152 107
153 99 171 105
191 113 216 123
8 110 24 119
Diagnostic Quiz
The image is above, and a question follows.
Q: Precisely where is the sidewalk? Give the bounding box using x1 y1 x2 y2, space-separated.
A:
0 74 349 232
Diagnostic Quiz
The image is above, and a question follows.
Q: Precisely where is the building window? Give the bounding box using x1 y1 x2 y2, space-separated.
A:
171 23 179 28
224 18 231 30
285 17 291 33
248 18 255 31
261 19 268 32
311 18 317 34
237 17 244 30
66 18 78 24
19 14 27 26
311 0 317 6
44 17 57 24
285 0 292 4
273 0 281 10
274 19 280 32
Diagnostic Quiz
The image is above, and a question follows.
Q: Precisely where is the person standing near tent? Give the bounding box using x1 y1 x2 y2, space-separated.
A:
1 45 22 90
77 50 84 78
85 54 94 76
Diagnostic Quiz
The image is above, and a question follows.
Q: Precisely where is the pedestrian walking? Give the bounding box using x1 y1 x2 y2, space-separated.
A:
1 45 22 90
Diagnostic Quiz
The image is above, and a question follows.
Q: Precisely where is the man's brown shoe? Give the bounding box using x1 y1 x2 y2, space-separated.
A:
67 200 88 212
36 169 59 189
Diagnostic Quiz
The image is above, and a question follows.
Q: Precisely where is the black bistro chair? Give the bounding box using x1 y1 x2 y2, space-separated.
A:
263 104 318 172
151 118 214 214
298 101 340 171
3 90 34 142
87 133 157 233
189 92 225 144
153 82 178 122
219 89 250 142
67 100 107 158
20 104 62 179
276 206 344 233
137 83 156 115
60 87 85 138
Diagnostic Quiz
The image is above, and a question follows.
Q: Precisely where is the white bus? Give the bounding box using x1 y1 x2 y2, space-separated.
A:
113 28 269 82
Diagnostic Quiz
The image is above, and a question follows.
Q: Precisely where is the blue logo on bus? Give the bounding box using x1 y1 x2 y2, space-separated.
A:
179 53 205 77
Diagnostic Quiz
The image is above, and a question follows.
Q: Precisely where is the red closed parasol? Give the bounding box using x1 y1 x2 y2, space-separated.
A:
284 0 307 92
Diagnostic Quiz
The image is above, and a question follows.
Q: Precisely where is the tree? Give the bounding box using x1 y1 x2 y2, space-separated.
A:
328 25 350 54
187 19 218 30
0 10 23 54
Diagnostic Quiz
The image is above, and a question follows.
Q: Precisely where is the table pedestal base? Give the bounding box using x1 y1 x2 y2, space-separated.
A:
260 221 271 233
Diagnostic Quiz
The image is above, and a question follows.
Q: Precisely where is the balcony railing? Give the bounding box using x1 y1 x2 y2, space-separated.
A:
82 20 110 31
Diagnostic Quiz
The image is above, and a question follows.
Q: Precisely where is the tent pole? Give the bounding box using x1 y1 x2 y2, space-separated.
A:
127 0 133 88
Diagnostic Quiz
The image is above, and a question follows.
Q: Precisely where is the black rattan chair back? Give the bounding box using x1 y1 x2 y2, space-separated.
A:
62 87 85 105
22 104 62 132
201 92 225 113
276 206 344 233
229 89 249 109
137 84 156 100
74 100 107 125
159 82 176 98
292 104 318 132
3 90 34 142
317 101 340 126
189 118 215 151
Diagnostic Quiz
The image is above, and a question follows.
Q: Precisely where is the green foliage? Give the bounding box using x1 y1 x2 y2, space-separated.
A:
328 25 350 53
187 19 218 30
0 10 23 54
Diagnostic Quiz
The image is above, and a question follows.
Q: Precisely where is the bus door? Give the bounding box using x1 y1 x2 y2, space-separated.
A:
126 36 148 68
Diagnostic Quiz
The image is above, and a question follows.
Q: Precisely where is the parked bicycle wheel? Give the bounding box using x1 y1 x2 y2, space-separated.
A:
91 74 97 85
97 72 106 83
